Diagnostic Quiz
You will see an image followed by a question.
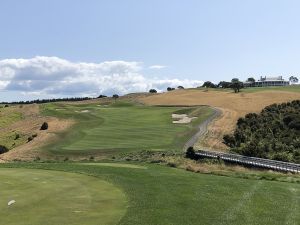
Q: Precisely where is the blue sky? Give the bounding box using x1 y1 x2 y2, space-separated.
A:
0 0 300 101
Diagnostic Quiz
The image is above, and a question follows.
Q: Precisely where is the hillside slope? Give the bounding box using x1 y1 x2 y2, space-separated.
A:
223 100 300 163
141 88 300 150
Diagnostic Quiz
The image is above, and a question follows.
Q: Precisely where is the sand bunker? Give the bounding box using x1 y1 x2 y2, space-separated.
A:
172 114 197 124
75 110 90 113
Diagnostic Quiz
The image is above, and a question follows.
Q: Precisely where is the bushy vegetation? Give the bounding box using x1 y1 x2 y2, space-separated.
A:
149 89 157 93
223 100 300 163
202 78 244 92
40 122 48 130
112 94 119 101
202 81 216 88
0 145 8 154
167 87 175 91
0 97 94 105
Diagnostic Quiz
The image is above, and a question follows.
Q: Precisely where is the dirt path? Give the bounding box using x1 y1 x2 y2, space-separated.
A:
183 107 221 150
195 108 238 151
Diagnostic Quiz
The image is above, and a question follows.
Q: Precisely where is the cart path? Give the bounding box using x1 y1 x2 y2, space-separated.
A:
183 107 222 151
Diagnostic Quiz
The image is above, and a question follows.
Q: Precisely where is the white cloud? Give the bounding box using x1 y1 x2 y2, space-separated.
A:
149 65 167 70
0 56 203 98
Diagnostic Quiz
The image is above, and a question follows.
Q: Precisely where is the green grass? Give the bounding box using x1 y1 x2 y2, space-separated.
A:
0 107 25 149
0 131 27 150
41 102 213 155
0 109 22 128
0 168 126 225
1 162 299 225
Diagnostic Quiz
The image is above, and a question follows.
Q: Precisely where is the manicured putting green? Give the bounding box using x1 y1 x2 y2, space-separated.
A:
0 168 127 225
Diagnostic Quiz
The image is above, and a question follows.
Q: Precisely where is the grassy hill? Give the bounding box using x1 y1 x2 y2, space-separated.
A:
0 89 300 225
141 87 300 150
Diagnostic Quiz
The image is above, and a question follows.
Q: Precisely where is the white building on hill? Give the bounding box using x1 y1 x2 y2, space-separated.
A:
244 76 289 87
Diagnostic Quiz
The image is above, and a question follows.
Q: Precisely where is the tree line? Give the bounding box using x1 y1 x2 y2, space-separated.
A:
202 78 244 93
0 97 94 105
0 95 110 105
223 100 300 163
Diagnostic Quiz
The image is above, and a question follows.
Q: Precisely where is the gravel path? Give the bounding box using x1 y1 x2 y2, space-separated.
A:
183 107 222 151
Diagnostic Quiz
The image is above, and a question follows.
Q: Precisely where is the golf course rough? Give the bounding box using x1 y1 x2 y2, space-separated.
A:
0 168 127 225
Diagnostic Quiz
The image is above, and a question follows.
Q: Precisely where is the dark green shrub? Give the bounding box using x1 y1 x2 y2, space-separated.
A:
186 147 195 159
149 89 157 93
40 122 48 130
0 145 8 154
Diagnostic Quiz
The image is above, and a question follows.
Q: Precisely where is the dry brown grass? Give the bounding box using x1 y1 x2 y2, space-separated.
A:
140 89 300 151
0 104 74 162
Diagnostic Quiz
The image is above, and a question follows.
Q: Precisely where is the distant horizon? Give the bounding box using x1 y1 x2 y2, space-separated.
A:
1 1 300 101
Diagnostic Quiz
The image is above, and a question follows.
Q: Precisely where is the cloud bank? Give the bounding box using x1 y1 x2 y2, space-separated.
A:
149 65 167 69
0 56 203 98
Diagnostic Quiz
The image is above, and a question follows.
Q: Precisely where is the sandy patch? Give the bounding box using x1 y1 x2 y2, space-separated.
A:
75 110 90 113
172 114 197 124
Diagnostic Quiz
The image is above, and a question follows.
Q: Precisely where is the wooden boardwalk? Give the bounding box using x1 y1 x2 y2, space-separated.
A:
195 149 300 173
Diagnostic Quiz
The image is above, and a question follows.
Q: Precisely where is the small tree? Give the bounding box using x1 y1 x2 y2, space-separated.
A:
167 87 175 91
217 81 231 88
40 122 48 130
0 145 8 154
289 76 299 84
202 81 216 88
177 86 184 89
112 94 119 102
247 77 255 83
98 94 107 98
231 78 243 93
149 89 157 93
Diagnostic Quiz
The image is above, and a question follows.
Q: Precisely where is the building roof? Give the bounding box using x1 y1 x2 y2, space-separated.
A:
260 76 284 81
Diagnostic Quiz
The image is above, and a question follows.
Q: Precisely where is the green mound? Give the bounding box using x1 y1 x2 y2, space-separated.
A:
0 168 127 225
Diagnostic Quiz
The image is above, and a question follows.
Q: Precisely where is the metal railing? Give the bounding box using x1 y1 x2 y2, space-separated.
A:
195 150 300 173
